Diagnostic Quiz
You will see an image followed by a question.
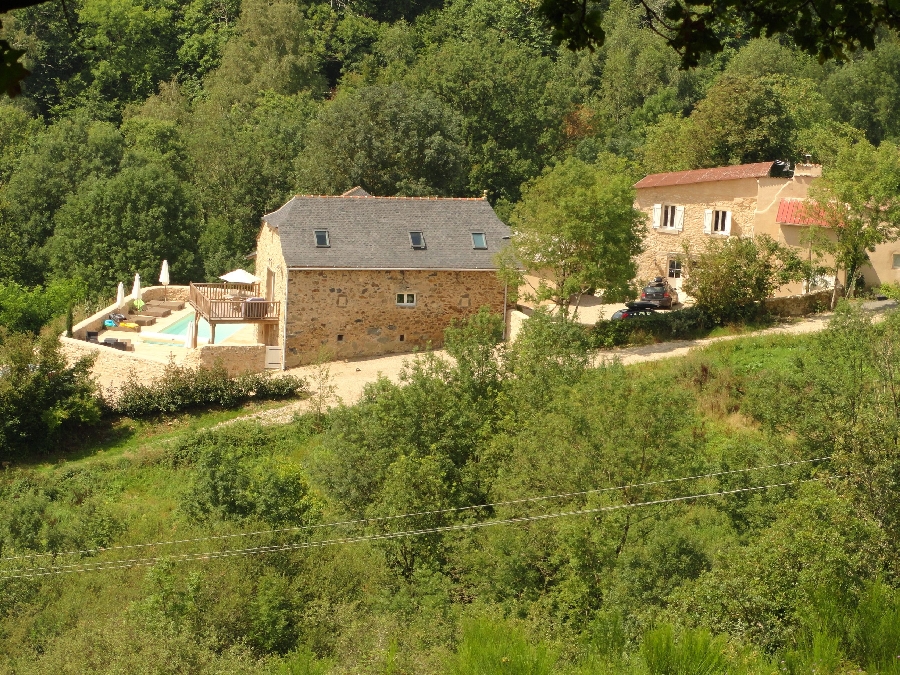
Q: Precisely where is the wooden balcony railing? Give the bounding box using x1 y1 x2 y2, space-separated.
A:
189 282 280 323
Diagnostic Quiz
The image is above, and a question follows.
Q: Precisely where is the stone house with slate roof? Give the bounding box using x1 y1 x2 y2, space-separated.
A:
255 187 511 367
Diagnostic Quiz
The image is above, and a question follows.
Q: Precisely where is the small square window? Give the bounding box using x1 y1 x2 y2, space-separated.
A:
399 334 405 342
315 230 330 247
472 232 487 249
409 231 426 249
336 334 344 342
396 293 416 306
893 254 900 269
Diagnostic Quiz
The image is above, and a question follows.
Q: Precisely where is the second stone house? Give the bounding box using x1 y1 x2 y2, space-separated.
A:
633 161 823 296
255 187 511 367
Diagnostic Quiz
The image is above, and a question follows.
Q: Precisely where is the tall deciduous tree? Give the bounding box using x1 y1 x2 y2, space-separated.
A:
48 161 202 295
501 156 644 316
295 83 469 197
807 138 900 303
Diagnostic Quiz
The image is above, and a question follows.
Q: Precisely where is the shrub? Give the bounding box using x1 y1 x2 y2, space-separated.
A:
682 235 806 323
0 328 102 458
447 617 559 675
589 306 713 348
177 426 321 527
640 625 727 675
108 362 307 417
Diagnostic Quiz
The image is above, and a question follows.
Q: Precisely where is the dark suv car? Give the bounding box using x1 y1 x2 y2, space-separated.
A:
611 301 658 320
640 277 678 309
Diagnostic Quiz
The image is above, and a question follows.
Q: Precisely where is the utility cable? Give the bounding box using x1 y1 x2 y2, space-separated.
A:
0 456 830 563
0 476 826 580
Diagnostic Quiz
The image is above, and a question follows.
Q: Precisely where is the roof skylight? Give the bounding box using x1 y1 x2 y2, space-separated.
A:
409 231 426 249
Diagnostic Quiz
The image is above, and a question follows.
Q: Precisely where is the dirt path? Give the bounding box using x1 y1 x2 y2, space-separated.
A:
223 300 897 427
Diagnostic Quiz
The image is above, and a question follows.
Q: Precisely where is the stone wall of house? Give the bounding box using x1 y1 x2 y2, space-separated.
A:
254 222 288 355
283 269 508 366
763 289 833 316
634 178 761 286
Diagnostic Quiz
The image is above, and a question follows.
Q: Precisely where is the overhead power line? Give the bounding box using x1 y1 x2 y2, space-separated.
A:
0 456 831 563
0 477 826 580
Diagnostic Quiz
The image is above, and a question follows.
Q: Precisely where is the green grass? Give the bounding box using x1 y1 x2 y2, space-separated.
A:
17 398 301 471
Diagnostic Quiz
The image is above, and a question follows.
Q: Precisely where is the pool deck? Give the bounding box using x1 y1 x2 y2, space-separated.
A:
97 307 260 364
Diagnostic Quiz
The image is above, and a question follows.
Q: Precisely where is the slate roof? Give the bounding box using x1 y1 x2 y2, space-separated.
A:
263 192 510 270
634 162 777 189
776 198 829 226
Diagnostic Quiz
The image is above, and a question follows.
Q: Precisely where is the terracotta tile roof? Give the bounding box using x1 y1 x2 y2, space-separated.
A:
634 162 776 189
776 198 829 226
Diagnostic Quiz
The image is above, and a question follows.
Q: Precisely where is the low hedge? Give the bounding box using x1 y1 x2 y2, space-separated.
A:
589 305 716 348
108 362 308 417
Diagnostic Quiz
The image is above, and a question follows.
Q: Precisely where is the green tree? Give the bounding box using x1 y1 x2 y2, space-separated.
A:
822 36 900 145
641 74 824 172
806 138 900 301
48 161 202 295
403 35 568 202
1 115 124 285
502 156 644 316
188 91 317 277
0 279 86 334
205 0 324 106
295 83 469 197
681 234 805 323
0 328 101 457
78 0 179 109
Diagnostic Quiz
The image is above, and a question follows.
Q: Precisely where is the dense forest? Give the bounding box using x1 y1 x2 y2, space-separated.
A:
2 0 900 305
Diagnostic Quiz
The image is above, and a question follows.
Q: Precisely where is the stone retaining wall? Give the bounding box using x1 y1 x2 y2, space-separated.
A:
61 336 172 396
763 289 833 317
190 344 267 376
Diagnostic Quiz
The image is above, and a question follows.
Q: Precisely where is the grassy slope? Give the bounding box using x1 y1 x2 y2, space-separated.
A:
0 332 811 674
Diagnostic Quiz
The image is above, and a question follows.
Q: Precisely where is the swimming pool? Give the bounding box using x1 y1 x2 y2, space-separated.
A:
158 314 250 343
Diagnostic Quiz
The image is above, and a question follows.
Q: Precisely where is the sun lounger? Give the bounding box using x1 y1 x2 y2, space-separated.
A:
126 315 156 326
146 300 185 310
86 331 99 343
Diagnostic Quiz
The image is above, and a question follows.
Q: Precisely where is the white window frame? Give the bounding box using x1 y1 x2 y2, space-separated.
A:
893 254 900 269
668 257 682 279
652 204 684 231
704 209 732 236
314 230 330 247
396 292 417 307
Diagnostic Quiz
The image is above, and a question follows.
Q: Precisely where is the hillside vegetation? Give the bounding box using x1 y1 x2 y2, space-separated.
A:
1 306 899 673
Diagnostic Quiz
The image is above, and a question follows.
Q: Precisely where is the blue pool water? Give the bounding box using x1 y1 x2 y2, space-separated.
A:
159 314 249 343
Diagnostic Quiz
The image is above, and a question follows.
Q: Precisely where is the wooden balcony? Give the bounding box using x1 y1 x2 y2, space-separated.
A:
188 282 280 345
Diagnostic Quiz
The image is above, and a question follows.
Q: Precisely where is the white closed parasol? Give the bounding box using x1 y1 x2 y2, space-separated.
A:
159 260 170 300
218 269 259 284
116 282 125 308
132 273 143 312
